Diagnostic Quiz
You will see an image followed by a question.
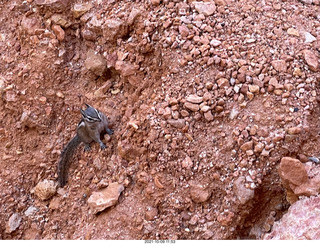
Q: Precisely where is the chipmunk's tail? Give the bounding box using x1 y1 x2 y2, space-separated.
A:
58 135 81 187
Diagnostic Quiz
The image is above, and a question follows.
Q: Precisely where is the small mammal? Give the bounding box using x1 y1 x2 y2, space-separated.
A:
57 104 114 187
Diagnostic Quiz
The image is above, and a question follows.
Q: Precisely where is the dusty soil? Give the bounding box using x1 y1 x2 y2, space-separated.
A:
1 0 320 240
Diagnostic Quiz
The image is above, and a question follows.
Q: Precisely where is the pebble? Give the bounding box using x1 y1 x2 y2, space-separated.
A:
85 50 107 76
249 85 260 94
189 182 212 203
51 24 65 41
194 1 216 16
210 39 221 47
72 2 92 18
24 206 38 217
6 213 22 233
287 127 302 135
204 111 214 121
182 156 193 169
271 60 287 73
33 179 57 201
88 182 124 214
184 102 200 111
240 141 253 151
186 94 203 104
167 119 186 128
145 207 158 221
304 32 316 43
179 25 189 37
287 28 300 37
233 176 254 204
303 49 319 72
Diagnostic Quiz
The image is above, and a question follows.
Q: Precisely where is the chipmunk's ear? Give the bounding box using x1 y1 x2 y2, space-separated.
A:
80 109 86 118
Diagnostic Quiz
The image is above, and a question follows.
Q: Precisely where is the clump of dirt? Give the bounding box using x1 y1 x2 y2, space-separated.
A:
1 0 320 240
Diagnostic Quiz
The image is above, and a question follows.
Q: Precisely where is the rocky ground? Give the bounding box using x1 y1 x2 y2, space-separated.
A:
1 0 320 240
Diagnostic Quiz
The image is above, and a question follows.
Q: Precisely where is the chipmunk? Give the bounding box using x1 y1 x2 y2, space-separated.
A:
57 104 114 187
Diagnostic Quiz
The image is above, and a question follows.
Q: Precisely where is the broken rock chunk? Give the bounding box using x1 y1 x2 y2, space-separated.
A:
88 183 124 214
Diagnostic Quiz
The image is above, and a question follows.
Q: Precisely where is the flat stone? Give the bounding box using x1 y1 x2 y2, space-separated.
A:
287 28 300 37
88 183 124 214
303 49 319 72
194 1 216 16
304 32 317 43
186 94 203 104
85 50 107 76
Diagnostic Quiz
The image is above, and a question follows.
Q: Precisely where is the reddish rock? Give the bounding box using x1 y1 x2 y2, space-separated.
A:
278 157 309 196
189 182 211 203
184 102 200 112
88 183 124 214
182 156 193 169
118 140 146 161
217 78 229 88
167 119 185 129
35 0 70 12
271 60 287 73
179 25 189 37
204 111 214 121
264 196 320 240
21 16 41 35
145 207 158 221
103 19 128 42
51 24 65 41
85 50 106 76
303 49 319 72
240 141 253 151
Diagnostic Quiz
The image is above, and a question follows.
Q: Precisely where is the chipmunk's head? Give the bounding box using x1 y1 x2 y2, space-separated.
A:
80 104 102 123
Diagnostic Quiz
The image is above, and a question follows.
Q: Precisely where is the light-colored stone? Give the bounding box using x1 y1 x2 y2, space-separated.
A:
33 179 57 201
186 94 203 104
204 111 214 121
233 176 254 204
6 213 22 233
287 28 300 37
194 1 216 16
182 156 193 169
88 183 124 214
